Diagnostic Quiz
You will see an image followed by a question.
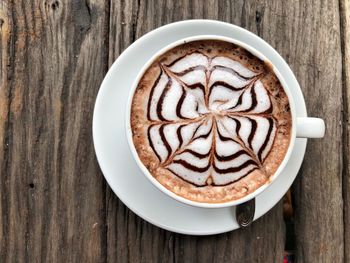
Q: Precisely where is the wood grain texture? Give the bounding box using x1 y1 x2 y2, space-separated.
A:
340 0 350 262
0 0 13 259
288 0 344 262
0 0 347 262
0 0 108 262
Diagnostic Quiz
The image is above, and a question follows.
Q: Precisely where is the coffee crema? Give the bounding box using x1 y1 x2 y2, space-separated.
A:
131 40 292 203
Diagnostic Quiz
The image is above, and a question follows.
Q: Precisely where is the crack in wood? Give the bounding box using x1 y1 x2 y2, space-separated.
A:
132 0 140 42
339 0 350 262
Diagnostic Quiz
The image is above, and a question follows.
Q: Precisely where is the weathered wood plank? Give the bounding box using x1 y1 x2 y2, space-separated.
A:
0 0 108 262
288 0 344 262
0 0 13 260
106 1 176 262
107 1 286 262
340 0 350 262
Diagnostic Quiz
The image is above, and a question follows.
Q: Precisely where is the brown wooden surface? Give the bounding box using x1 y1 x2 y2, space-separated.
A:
0 0 348 262
289 1 344 262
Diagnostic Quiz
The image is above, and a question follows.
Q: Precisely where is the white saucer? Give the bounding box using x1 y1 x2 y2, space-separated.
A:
93 20 307 235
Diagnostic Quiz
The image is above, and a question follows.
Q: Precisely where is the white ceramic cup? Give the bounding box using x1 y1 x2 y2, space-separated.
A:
125 35 325 208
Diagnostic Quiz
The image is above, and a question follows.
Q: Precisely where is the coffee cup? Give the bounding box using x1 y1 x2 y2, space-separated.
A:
125 35 325 208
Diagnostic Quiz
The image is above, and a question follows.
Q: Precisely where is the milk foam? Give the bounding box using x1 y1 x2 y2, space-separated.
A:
146 52 277 186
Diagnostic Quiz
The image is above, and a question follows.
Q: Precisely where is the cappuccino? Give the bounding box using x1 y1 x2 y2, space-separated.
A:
131 40 291 203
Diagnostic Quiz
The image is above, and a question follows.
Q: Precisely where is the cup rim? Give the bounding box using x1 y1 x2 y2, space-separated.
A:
125 35 297 208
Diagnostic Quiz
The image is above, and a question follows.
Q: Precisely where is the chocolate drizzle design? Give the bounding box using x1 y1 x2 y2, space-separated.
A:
146 52 277 186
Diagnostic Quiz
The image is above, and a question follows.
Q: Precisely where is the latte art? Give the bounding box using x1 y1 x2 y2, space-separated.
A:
147 53 276 186
131 40 291 203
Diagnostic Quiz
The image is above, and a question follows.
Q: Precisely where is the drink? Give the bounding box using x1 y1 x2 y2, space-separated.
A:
130 40 291 203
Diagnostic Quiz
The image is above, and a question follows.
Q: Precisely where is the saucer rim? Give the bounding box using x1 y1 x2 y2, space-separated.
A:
93 19 307 235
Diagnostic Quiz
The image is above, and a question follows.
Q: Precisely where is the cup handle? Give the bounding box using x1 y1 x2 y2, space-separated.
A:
296 117 325 138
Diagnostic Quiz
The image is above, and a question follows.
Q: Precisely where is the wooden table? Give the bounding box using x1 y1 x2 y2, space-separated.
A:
0 0 349 262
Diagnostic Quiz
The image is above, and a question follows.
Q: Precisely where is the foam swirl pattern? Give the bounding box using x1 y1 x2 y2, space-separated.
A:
146 52 277 186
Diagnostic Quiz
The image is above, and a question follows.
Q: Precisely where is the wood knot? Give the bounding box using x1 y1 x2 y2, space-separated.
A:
255 10 263 23
45 0 60 11
51 1 59 10
0 18 4 28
